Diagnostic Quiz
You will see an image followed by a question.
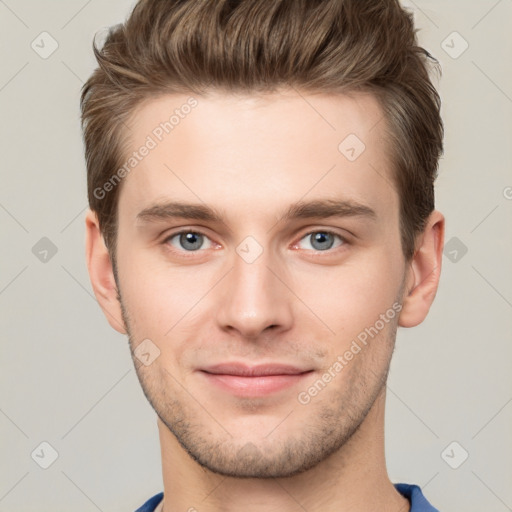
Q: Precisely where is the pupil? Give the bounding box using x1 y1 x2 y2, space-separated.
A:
181 232 202 250
312 232 333 250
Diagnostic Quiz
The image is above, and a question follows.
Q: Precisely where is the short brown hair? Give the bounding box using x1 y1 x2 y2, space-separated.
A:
81 0 443 262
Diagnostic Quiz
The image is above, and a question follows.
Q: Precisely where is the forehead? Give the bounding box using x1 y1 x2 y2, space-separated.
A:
118 89 397 224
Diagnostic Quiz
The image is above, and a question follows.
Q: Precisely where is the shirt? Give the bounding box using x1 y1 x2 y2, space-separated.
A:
134 483 440 511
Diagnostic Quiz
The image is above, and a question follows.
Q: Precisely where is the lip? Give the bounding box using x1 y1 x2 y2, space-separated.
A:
199 363 313 397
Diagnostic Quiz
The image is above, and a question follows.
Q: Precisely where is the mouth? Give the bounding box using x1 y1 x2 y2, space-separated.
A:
198 363 314 397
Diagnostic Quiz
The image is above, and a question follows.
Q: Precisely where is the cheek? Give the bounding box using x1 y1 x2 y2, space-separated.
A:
118 263 202 374
116 227 404 346
294 250 403 343
117 248 217 338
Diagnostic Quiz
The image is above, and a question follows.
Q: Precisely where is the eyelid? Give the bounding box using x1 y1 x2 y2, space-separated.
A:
162 228 218 255
164 228 208 238
291 228 348 252
161 226 350 255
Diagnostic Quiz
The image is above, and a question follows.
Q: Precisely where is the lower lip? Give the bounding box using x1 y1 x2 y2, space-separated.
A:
200 371 312 397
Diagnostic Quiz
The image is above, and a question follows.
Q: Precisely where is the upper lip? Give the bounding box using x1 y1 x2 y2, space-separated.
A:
200 363 311 377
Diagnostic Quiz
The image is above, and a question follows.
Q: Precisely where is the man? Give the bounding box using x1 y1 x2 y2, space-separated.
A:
82 0 445 510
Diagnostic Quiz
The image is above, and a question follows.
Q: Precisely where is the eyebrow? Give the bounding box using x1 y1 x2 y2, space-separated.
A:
135 199 377 225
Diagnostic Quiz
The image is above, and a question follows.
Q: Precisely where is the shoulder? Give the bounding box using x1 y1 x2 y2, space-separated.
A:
136 487 438 512
134 492 164 512
394 483 440 512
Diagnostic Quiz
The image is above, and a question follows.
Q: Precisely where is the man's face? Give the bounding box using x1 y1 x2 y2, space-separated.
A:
114 90 408 478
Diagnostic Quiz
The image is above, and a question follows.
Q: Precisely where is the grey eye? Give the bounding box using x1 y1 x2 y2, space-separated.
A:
298 231 344 251
168 231 212 251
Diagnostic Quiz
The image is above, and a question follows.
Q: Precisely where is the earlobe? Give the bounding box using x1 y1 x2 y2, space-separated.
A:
85 209 127 334
398 210 445 328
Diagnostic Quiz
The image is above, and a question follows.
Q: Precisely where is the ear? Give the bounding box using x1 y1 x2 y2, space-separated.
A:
398 210 445 328
85 209 127 334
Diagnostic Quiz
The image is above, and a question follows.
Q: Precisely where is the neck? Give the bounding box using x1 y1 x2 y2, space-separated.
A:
157 388 409 512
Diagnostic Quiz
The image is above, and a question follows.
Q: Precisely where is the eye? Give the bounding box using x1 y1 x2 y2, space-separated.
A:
165 230 213 252
296 230 345 251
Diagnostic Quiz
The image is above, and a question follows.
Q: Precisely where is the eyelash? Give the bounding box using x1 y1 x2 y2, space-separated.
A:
162 228 348 257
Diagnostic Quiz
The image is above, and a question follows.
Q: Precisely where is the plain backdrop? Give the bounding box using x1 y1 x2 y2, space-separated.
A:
1 1 511 511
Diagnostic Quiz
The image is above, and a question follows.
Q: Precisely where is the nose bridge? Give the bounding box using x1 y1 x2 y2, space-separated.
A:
215 239 293 338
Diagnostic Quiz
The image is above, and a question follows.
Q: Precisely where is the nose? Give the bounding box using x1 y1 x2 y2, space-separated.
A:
215 244 294 340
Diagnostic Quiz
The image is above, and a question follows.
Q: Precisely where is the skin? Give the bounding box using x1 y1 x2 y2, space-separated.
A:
85 89 444 512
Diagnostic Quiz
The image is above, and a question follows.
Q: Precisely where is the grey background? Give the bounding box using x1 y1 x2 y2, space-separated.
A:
1 0 511 510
